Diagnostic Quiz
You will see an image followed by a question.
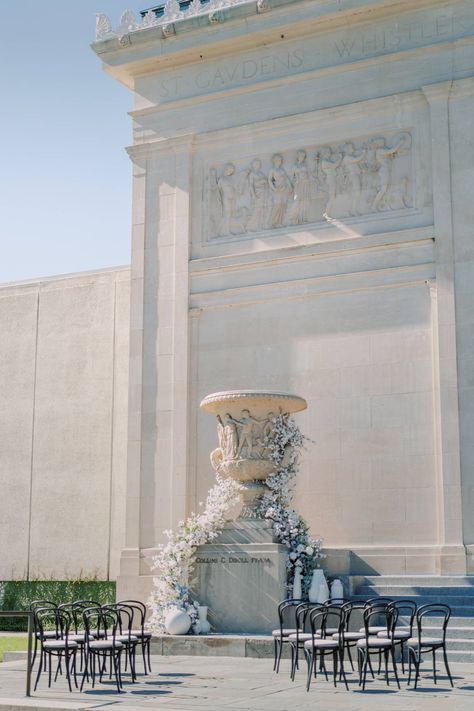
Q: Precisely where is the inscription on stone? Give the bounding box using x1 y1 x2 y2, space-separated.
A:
145 2 474 104
195 555 272 564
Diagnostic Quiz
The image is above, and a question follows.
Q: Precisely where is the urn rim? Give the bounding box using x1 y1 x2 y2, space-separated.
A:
199 390 307 414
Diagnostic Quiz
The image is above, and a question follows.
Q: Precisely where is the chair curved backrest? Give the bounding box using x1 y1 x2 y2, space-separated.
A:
325 598 350 607
117 600 146 632
416 603 451 643
365 597 392 607
388 599 417 634
35 607 72 645
362 606 398 642
277 598 304 634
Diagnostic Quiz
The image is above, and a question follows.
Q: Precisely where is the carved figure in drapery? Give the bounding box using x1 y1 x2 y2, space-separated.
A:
319 147 343 214
222 413 239 460
209 167 222 237
341 142 366 216
96 14 113 40
371 135 408 211
217 163 239 235
235 409 262 458
246 159 269 231
288 150 312 224
268 154 293 228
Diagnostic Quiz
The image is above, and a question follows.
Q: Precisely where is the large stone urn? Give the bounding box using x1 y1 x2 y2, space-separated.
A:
200 390 307 516
193 390 307 633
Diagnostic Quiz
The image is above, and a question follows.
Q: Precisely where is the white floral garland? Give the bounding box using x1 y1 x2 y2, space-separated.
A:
147 415 323 633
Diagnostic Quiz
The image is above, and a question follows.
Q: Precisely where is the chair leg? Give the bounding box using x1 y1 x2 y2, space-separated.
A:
400 640 405 675
442 646 454 688
273 638 277 671
414 651 420 690
362 651 369 691
65 650 72 693
276 639 283 673
289 644 296 681
332 650 337 688
34 650 43 691
146 639 151 674
384 648 389 685
432 648 437 684
112 653 121 693
347 643 354 671
48 653 52 688
142 640 148 674
390 646 400 690
339 651 349 691
367 653 375 679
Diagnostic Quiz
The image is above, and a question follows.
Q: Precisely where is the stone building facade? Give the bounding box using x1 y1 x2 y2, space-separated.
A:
2 1 474 600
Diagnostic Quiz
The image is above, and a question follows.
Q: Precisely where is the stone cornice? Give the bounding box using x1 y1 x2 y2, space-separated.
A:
91 0 454 88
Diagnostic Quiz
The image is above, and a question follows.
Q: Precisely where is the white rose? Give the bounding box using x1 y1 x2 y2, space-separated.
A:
305 546 313 555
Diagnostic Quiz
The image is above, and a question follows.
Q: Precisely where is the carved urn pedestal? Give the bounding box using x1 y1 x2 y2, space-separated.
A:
191 390 307 633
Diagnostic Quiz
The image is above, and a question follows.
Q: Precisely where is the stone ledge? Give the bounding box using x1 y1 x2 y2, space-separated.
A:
151 634 290 658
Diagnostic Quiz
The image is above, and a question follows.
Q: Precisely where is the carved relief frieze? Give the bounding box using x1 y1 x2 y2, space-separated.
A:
206 132 413 239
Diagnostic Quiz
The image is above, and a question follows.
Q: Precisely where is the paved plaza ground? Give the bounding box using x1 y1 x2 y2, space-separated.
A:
0 655 473 711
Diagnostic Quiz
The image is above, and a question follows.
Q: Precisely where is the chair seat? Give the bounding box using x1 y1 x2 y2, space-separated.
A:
334 631 365 641
304 638 339 649
288 632 320 642
37 631 57 639
70 633 95 642
377 630 411 640
359 626 386 634
89 640 124 650
272 628 300 638
116 635 139 644
407 637 443 647
43 640 78 650
325 627 338 635
357 637 392 648
131 630 152 639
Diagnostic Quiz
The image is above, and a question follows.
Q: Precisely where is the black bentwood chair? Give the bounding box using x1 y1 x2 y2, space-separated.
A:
273 598 304 673
104 604 139 681
407 603 453 689
357 606 400 691
34 608 78 692
81 607 124 693
377 599 417 674
304 606 349 691
287 603 324 680
337 601 366 672
117 599 152 673
30 601 58 671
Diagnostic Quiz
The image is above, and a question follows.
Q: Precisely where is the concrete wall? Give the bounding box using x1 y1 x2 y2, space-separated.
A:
0 267 130 581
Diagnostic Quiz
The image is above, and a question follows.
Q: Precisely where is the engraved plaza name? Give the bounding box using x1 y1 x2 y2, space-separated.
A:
196 555 272 564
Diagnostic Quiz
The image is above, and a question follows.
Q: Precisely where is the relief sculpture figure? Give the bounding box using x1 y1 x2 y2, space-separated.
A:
217 163 239 236
246 159 269 232
288 149 312 224
268 153 293 228
208 167 222 237
319 147 343 215
235 409 262 459
341 142 366 216
222 413 239 460
371 136 407 212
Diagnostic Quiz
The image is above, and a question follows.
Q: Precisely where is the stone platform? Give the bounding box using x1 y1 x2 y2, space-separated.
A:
190 521 287 634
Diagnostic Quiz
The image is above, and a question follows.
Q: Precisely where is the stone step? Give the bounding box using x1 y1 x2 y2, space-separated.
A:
351 595 474 614
423 616 474 628
357 585 474 597
362 575 474 585
150 634 474 660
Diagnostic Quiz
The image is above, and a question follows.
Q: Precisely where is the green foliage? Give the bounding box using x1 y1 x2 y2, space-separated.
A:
0 636 28 662
0 580 116 631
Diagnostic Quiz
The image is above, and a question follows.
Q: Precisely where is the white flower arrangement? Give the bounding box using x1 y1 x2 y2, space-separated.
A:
147 414 324 632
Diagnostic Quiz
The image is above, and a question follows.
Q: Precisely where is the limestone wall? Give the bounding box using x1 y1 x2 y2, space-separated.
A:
0 267 130 581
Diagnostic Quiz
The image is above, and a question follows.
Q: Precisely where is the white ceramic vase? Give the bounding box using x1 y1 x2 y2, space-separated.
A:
316 571 330 603
331 578 344 600
197 605 211 635
292 564 303 600
164 607 192 635
308 568 325 603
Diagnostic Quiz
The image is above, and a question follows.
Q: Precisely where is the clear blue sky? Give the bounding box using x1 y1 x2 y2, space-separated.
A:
0 1 144 283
